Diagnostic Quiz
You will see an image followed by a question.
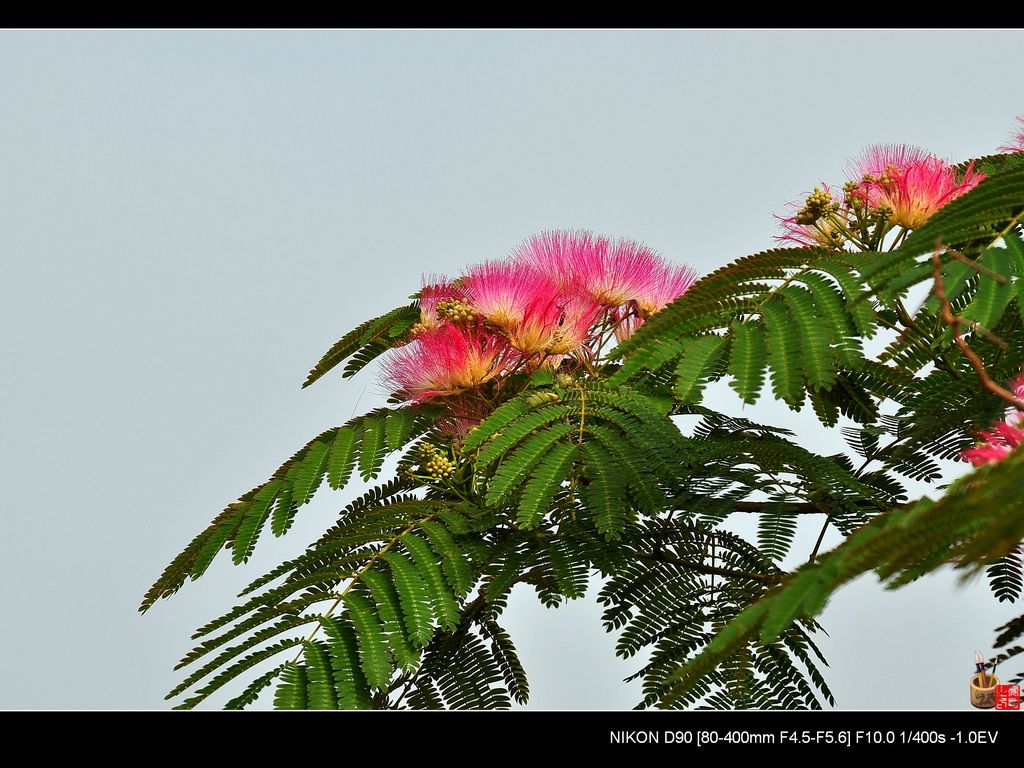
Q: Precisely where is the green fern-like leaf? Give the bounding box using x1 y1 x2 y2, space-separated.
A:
230 487 279 565
361 570 420 671
321 618 374 709
383 551 436 646
420 520 474 598
986 547 1023 603
475 405 571 467
673 334 730 403
401 533 460 631
460 397 534 452
343 593 393 691
481 618 530 705
761 298 804 407
781 285 836 391
485 422 576 506
273 662 309 710
224 664 284 710
358 417 387 481
326 428 360 490
728 320 767 404
516 442 577 528
303 640 339 709
302 303 419 388
579 442 629 539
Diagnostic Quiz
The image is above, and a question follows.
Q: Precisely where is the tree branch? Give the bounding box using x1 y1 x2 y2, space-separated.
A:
808 519 830 563
637 549 781 585
728 501 828 514
932 250 1024 410
673 500 886 514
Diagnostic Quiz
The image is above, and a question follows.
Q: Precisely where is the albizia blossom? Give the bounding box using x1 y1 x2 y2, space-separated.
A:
849 145 984 230
390 230 696 399
773 183 845 249
999 115 1024 153
574 237 673 308
518 229 696 314
774 215 839 249
514 230 603 290
383 324 514 400
504 293 564 354
416 275 459 332
962 373 1024 466
499 291 604 355
546 293 603 355
962 416 1024 466
613 313 644 343
461 261 561 332
635 264 699 317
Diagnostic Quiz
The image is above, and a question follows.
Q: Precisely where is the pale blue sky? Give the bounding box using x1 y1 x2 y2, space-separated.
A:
1 29 1021 709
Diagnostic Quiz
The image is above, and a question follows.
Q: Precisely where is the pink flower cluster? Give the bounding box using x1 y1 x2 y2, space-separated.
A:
382 231 697 409
962 374 1024 467
775 182 842 249
1000 115 1024 153
776 145 984 248
962 416 1024 466
850 145 984 230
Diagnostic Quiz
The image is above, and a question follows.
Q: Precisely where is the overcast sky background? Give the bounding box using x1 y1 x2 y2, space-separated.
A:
1 29 1022 710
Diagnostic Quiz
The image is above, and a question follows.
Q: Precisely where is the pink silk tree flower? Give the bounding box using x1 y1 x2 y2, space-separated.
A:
504 293 564 354
518 230 665 306
514 230 607 291
773 182 849 250
613 313 644 344
774 214 836 248
635 264 699 317
437 415 484 442
961 373 1024 466
999 115 1024 152
503 292 604 356
461 261 562 332
1013 371 1024 399
848 145 984 230
416 275 459 332
962 415 1024 466
569 237 676 308
383 324 514 401
546 293 604 355
517 229 698 313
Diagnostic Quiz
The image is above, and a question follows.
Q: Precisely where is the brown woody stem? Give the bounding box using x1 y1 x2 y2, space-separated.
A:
932 250 1024 410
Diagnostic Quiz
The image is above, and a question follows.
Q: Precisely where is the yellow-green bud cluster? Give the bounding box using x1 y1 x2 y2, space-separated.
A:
554 373 575 388
436 298 478 323
871 204 893 222
877 164 899 189
794 187 838 225
842 180 866 212
415 443 456 480
860 166 897 191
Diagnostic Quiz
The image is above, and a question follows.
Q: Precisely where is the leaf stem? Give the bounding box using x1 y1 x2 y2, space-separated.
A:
288 513 437 664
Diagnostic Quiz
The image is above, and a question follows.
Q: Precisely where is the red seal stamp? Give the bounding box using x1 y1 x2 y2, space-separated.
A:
994 684 1021 710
